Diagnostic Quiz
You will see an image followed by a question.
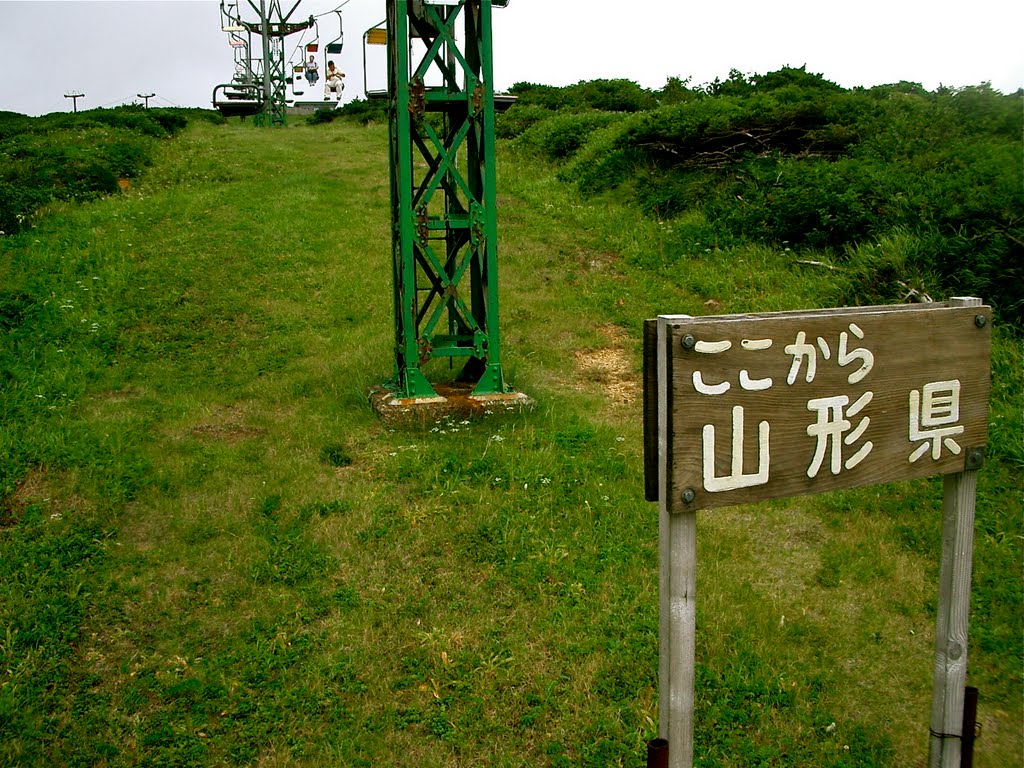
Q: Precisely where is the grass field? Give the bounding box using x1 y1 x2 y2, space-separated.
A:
0 117 1021 767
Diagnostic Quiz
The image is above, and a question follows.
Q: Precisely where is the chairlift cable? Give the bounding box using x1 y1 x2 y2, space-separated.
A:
310 0 351 21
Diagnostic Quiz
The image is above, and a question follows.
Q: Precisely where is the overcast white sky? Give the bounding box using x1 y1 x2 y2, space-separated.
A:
1 0 1021 116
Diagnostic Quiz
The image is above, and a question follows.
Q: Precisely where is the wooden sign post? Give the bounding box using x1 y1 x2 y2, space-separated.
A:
643 299 992 768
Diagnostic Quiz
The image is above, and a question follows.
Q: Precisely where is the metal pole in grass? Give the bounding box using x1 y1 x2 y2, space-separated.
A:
647 737 669 768
928 304 983 768
961 686 979 768
259 0 273 116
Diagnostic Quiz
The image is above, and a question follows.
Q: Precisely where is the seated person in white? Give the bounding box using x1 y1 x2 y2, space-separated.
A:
324 61 345 101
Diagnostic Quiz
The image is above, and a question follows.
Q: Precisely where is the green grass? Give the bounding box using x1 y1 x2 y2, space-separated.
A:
0 118 1020 767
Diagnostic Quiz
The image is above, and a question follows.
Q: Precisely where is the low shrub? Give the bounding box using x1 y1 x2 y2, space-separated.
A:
507 82 575 110
496 104 553 139
556 118 640 195
516 110 623 160
0 107 211 236
525 71 1023 328
312 97 388 125
509 78 658 113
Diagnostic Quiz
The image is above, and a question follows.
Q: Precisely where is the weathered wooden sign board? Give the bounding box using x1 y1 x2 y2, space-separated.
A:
650 303 992 511
643 300 992 768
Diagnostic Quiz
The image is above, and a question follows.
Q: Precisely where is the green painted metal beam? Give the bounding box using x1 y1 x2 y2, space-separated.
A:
384 0 511 399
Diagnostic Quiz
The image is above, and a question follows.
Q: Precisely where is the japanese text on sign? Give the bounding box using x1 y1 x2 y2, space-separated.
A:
663 305 990 512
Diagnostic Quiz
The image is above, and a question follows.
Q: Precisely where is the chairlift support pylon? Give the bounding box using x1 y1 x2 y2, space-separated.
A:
380 0 517 401
213 0 316 125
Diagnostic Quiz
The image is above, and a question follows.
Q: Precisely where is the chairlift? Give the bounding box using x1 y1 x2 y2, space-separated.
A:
287 72 305 96
212 82 264 118
304 20 319 53
326 10 344 54
363 21 387 100
291 18 318 62
289 18 322 94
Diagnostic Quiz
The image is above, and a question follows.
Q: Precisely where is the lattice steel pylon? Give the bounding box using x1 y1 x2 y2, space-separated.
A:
383 0 512 400
235 0 316 126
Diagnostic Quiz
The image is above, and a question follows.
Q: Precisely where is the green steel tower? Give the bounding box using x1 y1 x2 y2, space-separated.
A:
225 0 315 126
384 0 512 400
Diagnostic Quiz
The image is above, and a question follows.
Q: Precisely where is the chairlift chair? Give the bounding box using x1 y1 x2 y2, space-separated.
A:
288 22 318 96
305 17 319 52
326 10 344 54
212 82 263 118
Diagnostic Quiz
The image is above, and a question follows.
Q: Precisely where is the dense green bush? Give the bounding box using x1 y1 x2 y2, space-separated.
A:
556 119 639 197
568 78 659 112
516 110 624 159
498 78 660 140
706 66 845 97
656 76 701 106
0 106 214 236
496 75 699 138
513 70 1024 327
0 111 31 141
310 97 388 125
509 78 658 113
506 82 576 110
495 104 554 139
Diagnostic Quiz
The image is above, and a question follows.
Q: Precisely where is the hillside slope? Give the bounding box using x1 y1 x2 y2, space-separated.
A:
0 117 1020 767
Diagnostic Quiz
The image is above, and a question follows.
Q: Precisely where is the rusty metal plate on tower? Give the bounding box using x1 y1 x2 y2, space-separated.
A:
656 303 992 512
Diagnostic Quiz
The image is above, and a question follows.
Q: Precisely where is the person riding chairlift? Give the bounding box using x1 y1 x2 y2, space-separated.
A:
324 60 345 102
305 55 319 86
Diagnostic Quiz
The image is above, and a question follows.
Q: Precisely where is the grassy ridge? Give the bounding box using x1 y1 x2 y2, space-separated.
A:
0 115 1021 767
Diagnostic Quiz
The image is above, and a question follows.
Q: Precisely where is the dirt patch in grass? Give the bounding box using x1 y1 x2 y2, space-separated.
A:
582 250 621 274
571 324 639 406
0 494 22 528
189 405 266 443
3 467 92 527
190 423 266 442
92 385 146 402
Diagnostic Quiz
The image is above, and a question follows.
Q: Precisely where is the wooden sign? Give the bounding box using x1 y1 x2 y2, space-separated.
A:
643 299 992 768
647 303 991 512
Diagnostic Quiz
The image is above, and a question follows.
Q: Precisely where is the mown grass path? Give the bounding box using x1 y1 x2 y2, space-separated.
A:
1 119 1020 767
